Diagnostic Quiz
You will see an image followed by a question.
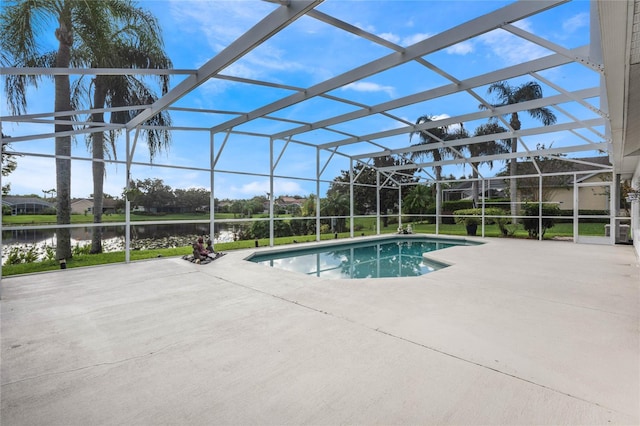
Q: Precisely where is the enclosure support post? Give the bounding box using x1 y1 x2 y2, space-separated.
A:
481 179 486 238
436 182 441 235
209 131 215 243
125 130 132 263
376 171 380 235
269 138 274 247
573 173 578 243
350 158 354 238
316 148 321 242
398 185 402 230
539 175 543 241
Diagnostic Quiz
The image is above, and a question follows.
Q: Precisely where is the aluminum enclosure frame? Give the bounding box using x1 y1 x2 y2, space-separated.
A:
0 0 631 276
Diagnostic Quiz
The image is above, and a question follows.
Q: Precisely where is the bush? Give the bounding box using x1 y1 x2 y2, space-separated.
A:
453 208 482 226
249 220 269 239
441 200 471 224
5 245 41 264
454 207 515 237
274 220 293 238
443 200 474 212
41 207 57 215
522 203 561 238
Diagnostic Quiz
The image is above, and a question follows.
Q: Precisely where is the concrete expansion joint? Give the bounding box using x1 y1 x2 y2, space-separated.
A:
207 274 634 420
1 342 178 388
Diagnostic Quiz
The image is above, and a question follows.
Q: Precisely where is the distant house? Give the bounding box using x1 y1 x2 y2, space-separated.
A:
445 157 611 211
444 180 507 202
2 196 54 215
70 198 118 215
515 156 612 211
273 196 306 214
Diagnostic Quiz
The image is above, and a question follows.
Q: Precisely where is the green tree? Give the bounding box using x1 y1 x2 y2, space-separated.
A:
78 6 172 253
230 200 244 217
402 184 433 220
174 188 210 213
468 123 510 204
481 81 557 220
409 116 461 182
409 118 466 224
1 0 160 260
132 178 174 212
321 191 349 232
1 135 18 195
301 194 317 217
329 156 416 226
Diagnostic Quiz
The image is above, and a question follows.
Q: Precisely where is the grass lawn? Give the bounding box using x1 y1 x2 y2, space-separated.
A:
1 215 609 277
1 212 257 225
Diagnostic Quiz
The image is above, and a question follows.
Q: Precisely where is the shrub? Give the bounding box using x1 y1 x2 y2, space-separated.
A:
4 245 40 264
522 203 561 238
72 243 91 256
453 208 482 226
454 207 515 237
249 220 269 239
443 200 474 212
274 220 292 238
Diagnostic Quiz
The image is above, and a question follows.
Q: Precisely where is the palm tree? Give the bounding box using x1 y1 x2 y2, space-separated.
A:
321 191 349 233
0 0 153 261
481 81 557 220
79 9 172 254
409 116 454 182
402 184 433 222
468 123 510 205
410 116 467 225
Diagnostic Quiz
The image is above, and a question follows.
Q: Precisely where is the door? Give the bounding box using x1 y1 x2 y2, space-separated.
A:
574 181 614 244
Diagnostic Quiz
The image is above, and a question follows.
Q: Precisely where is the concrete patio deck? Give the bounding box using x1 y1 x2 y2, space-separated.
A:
1 236 638 425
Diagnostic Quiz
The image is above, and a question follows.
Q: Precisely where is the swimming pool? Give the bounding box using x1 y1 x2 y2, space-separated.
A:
247 236 480 279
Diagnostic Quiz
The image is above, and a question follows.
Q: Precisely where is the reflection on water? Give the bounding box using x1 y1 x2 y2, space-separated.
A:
1 223 249 264
2 222 248 246
250 239 459 279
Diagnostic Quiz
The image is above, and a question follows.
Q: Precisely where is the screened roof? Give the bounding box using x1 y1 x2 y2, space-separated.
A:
1 0 638 191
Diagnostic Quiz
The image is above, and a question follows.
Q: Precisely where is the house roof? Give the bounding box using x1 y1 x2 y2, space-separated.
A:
515 155 611 176
2 196 54 208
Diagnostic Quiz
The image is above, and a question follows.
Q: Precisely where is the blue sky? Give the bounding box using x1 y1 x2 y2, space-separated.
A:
1 0 598 200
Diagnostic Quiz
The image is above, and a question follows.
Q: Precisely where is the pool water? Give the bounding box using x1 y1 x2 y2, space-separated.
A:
248 237 477 279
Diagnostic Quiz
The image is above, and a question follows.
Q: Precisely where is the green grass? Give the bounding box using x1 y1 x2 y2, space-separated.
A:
1 216 610 277
1 212 283 226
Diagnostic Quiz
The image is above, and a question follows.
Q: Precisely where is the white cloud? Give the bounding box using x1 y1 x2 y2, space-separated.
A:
378 32 400 44
478 21 550 65
563 12 589 33
403 33 432 46
342 81 395 98
446 41 474 55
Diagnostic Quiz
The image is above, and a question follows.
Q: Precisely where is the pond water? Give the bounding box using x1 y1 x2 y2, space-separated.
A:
1 222 249 264
2 222 248 245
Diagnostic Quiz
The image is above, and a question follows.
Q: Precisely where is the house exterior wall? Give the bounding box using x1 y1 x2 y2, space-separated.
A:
71 200 93 215
521 174 611 211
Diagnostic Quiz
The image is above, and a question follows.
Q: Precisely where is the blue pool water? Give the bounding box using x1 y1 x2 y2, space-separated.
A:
247 236 479 279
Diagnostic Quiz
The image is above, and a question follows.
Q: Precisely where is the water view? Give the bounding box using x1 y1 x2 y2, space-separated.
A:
1 223 249 264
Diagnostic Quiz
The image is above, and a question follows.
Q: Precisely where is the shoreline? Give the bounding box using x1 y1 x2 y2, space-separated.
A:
2 232 237 265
